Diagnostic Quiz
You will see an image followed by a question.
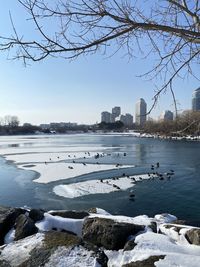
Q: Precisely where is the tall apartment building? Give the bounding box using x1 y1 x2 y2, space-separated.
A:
101 111 112 123
120 113 133 126
192 87 200 111
160 110 174 121
135 98 147 126
112 106 121 120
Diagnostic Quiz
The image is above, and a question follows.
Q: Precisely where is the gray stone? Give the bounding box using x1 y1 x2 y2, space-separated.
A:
83 242 108 267
122 255 165 267
43 230 82 249
49 210 89 219
0 260 11 267
0 206 26 245
18 231 83 267
149 222 157 233
82 217 144 250
124 238 137 251
29 209 44 222
14 214 38 241
185 228 200 245
88 207 98 213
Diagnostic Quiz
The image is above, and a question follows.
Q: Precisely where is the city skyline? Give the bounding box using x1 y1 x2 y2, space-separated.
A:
0 1 199 125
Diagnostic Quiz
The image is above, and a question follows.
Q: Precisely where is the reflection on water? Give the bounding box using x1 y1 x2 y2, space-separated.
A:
8 143 20 147
135 143 147 163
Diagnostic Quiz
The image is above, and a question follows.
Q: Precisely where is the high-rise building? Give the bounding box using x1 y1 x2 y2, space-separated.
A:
101 111 112 123
135 98 147 126
112 106 121 120
192 87 200 111
120 113 133 126
160 110 173 121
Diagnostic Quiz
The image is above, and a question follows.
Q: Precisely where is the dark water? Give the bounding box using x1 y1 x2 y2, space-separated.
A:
0 134 200 222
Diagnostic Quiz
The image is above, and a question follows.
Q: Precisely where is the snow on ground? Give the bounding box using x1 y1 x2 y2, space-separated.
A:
1 209 200 267
89 212 176 226
90 213 153 226
0 233 44 266
154 214 177 224
106 231 200 267
53 174 157 198
36 213 84 236
4 228 15 244
44 246 101 267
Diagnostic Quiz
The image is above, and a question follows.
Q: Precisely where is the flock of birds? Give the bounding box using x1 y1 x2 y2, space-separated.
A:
44 151 175 202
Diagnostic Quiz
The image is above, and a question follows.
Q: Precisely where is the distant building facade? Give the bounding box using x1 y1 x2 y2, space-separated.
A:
120 113 133 126
112 106 121 120
101 111 112 123
192 87 200 111
135 98 147 126
160 110 174 121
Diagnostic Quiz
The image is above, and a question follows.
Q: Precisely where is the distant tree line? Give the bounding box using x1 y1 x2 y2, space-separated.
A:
97 121 124 131
1 111 200 136
0 116 40 135
143 111 200 136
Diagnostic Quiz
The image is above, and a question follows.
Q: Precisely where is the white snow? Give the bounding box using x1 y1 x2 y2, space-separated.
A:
36 213 84 236
106 231 200 267
154 214 177 224
53 174 156 198
0 233 44 266
4 228 15 244
1 209 200 267
44 246 101 267
25 163 133 183
89 213 152 226
95 208 111 215
159 223 200 245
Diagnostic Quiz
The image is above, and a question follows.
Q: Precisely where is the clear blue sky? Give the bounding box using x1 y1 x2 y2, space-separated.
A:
0 1 199 125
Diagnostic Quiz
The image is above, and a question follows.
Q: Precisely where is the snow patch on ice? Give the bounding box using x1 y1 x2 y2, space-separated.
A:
53 174 154 198
22 162 133 183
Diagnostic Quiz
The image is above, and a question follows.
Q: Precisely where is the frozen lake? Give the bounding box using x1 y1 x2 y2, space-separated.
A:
0 133 200 223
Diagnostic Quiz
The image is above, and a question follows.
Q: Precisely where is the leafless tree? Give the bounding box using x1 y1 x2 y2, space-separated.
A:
0 0 199 112
3 115 20 128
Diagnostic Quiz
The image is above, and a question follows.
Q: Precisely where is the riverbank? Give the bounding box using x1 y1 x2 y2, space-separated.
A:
137 132 200 141
0 205 200 267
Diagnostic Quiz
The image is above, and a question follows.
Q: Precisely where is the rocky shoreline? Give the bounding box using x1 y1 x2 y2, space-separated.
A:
0 206 200 267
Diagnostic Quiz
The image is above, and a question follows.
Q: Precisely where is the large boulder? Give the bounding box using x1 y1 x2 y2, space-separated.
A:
49 210 89 219
43 230 82 249
14 214 38 241
29 209 44 222
124 238 137 251
0 260 11 267
185 228 200 245
17 231 107 267
0 206 26 245
82 217 144 250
